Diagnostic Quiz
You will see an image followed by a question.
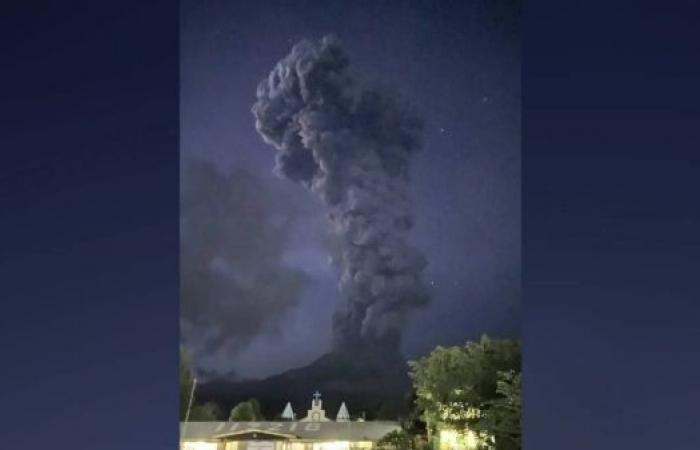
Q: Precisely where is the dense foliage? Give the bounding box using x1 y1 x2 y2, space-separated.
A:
409 336 521 450
482 370 521 449
378 430 416 450
229 398 265 421
190 402 223 421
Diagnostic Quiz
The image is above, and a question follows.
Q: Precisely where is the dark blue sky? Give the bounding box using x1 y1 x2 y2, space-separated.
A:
1 2 179 447
523 2 700 447
181 0 520 378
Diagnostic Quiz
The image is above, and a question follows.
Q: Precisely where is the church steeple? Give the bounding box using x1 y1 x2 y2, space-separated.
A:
336 401 350 422
301 391 330 422
312 390 322 408
281 401 295 420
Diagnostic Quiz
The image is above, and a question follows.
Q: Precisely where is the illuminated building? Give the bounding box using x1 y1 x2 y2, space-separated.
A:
181 393 400 450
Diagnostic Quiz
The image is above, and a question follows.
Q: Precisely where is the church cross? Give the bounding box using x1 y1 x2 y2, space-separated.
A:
313 390 321 401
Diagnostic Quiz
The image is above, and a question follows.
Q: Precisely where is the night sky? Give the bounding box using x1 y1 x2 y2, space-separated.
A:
181 0 520 378
3 1 699 448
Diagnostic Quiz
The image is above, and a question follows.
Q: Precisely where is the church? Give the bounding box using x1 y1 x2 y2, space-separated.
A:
181 392 400 450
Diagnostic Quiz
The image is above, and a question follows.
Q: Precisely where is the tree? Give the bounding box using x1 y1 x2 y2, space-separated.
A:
249 398 264 420
229 399 265 421
482 371 521 450
180 347 221 421
409 336 521 449
378 430 415 450
400 387 426 436
190 402 222 421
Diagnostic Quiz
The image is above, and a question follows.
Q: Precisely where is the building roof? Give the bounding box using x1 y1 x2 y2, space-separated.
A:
181 421 401 442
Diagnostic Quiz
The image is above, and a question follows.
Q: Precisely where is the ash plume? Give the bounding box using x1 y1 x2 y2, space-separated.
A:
252 36 429 353
181 158 309 374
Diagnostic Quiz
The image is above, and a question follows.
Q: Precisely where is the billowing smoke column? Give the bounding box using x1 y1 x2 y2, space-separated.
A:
252 36 429 353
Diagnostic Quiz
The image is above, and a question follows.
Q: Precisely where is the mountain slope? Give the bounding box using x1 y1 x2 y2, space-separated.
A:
197 350 412 420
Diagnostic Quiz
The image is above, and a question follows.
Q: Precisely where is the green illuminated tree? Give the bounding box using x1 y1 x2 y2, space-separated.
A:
409 336 521 450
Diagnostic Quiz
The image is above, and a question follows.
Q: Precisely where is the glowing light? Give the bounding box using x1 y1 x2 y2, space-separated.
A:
439 429 481 450
464 430 478 448
181 442 218 450
439 429 460 449
312 441 350 450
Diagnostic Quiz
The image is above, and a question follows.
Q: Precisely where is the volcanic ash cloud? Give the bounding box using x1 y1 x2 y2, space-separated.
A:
180 159 310 374
252 36 430 353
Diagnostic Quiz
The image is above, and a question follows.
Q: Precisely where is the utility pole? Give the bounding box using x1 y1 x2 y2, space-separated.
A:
185 377 198 423
182 376 198 446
